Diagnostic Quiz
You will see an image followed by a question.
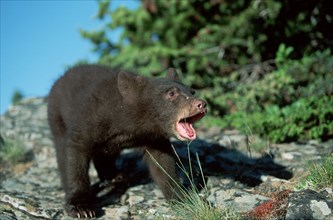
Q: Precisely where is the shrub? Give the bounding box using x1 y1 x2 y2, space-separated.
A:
205 49 333 142
11 90 24 105
0 137 25 165
81 1 333 143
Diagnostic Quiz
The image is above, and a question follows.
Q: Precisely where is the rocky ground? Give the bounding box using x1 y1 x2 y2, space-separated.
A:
0 97 332 219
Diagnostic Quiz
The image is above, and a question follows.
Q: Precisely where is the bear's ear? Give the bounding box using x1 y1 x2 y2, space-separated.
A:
117 71 145 103
166 68 179 81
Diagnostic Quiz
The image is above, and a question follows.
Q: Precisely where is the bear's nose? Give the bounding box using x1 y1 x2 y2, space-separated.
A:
194 99 207 111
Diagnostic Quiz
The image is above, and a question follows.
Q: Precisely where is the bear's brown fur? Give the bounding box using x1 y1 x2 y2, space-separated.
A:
47 65 207 218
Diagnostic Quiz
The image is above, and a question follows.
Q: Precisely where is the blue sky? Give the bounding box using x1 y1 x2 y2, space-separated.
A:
0 0 139 114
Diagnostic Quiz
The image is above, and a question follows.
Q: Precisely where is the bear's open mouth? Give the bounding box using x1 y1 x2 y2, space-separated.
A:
176 111 206 141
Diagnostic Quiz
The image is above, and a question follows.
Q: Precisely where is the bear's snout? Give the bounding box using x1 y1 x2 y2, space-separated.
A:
193 99 207 113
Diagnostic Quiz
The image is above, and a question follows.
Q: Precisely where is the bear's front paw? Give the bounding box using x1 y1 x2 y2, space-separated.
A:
66 202 96 218
65 193 97 218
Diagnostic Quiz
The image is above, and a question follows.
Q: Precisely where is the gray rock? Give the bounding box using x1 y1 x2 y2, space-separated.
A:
0 190 63 219
0 97 51 153
286 188 333 220
207 187 270 212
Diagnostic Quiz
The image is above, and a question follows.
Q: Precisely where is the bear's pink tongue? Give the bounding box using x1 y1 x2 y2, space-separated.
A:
176 121 196 140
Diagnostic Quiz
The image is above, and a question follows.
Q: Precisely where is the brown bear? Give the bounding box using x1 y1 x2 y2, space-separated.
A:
47 65 207 218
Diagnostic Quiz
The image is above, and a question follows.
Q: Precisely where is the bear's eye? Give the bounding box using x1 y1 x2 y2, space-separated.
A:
166 88 178 100
168 90 175 97
190 89 196 95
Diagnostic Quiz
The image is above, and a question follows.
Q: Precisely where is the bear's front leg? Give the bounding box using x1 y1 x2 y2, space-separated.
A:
64 145 96 218
144 144 183 200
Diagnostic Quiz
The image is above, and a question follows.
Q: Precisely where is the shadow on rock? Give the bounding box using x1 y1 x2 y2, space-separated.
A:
90 151 151 215
88 138 293 215
172 139 293 188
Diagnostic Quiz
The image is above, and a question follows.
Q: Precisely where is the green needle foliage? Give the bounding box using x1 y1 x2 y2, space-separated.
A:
81 0 333 143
